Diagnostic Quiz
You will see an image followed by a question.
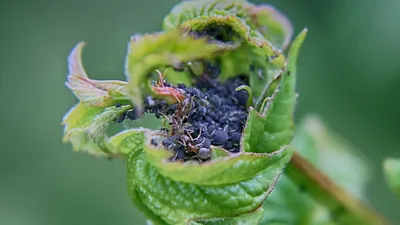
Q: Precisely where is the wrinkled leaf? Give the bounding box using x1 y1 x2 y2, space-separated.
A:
143 131 293 186
162 0 288 99
245 4 293 50
125 30 236 112
121 129 290 225
242 29 307 154
66 42 130 106
62 102 131 156
384 158 400 197
180 16 285 68
163 0 292 52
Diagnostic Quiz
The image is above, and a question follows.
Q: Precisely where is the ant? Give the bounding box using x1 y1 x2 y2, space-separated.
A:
152 69 185 104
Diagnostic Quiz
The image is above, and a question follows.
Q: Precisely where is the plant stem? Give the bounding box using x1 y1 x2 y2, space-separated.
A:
286 152 390 225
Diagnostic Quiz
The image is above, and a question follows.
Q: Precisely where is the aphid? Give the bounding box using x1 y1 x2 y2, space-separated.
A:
126 110 138 120
172 147 186 161
224 141 233 150
159 127 169 132
177 84 186 89
115 111 127 123
249 64 255 71
198 148 211 160
207 124 216 134
146 75 250 160
145 96 155 107
230 132 242 143
151 138 158 146
162 135 178 149
196 106 207 116
201 138 211 149
212 130 229 146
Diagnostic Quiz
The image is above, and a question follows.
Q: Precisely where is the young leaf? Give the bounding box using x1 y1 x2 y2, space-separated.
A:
245 4 293 50
262 116 372 225
143 132 293 186
120 129 291 225
162 0 288 98
66 42 130 106
125 30 236 112
383 158 400 197
62 102 131 157
242 29 307 154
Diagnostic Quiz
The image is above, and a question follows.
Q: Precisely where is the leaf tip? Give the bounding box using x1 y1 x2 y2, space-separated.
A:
67 41 87 78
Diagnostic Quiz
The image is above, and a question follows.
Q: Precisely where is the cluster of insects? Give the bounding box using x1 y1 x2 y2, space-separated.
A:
114 103 138 123
114 63 250 162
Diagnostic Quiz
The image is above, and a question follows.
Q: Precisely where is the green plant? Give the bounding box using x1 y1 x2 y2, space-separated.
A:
61 0 394 224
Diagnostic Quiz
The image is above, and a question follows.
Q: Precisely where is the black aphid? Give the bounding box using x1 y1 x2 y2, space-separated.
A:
158 75 248 161
151 138 159 146
123 61 250 162
115 111 127 124
126 110 138 120
114 108 138 124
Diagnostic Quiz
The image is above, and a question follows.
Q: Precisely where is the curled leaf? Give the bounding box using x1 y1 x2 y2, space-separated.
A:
125 30 237 112
66 42 129 106
235 85 253 108
162 0 288 100
108 129 292 225
242 29 307 154
143 131 293 186
62 102 131 156
245 4 293 50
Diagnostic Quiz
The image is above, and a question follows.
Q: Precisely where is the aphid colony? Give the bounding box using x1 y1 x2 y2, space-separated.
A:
115 66 249 162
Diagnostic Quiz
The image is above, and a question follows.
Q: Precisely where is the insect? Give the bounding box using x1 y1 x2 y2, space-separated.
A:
126 110 137 120
172 147 185 161
229 131 242 143
115 111 127 123
211 130 229 146
150 138 159 146
151 70 185 104
198 147 211 160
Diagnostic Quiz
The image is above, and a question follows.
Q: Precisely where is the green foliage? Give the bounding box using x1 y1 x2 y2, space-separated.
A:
61 0 390 224
242 29 307 154
293 116 370 199
144 132 292 186
261 116 372 225
384 158 400 197
66 42 130 107
162 0 291 99
120 129 291 225
125 30 236 112
62 103 131 156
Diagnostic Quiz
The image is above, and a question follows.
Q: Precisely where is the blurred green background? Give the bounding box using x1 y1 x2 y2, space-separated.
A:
1 0 399 224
